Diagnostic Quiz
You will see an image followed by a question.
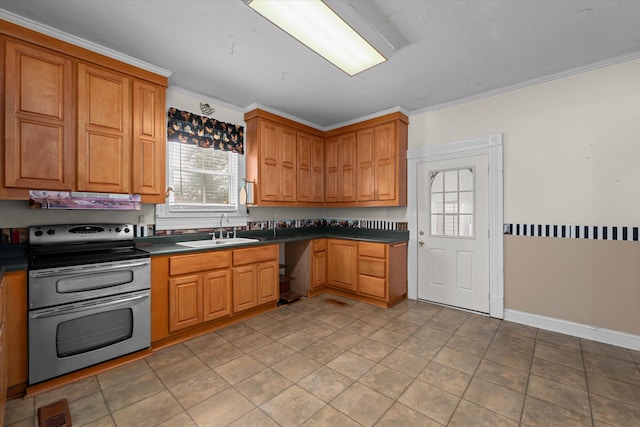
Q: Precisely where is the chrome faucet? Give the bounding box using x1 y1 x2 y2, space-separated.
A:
272 209 280 238
219 213 229 238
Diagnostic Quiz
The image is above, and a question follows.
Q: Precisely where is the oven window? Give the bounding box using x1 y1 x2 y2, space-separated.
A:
56 309 133 357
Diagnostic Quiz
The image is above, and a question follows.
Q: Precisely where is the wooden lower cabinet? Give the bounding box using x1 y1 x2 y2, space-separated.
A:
0 274 6 425
3 271 27 396
203 270 232 321
327 239 357 291
325 239 407 307
232 245 279 313
311 239 327 291
169 274 203 332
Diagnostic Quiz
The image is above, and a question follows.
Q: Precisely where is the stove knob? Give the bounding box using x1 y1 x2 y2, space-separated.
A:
124 227 130 234
34 230 43 237
115 227 121 233
47 229 55 235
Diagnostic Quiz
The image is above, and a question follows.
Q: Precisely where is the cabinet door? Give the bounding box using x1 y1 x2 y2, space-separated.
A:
311 248 327 290
4 40 74 191
257 260 279 305
356 128 375 201
132 80 165 203
233 265 257 312
357 242 387 300
259 120 280 201
279 126 297 202
4 271 27 389
297 132 324 203
77 63 131 193
324 137 338 203
327 239 357 291
338 133 357 202
203 269 232 321
374 122 396 201
169 274 203 332
311 136 325 202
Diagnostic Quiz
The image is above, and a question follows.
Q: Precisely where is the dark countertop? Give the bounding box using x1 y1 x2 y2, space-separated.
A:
136 227 409 256
0 244 28 274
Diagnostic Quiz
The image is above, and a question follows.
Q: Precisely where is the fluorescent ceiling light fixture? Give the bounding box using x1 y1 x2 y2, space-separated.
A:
245 0 394 76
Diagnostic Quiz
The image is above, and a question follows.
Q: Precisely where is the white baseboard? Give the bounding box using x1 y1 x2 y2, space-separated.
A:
504 309 640 351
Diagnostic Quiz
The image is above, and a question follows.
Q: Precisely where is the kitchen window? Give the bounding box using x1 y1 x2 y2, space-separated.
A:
155 107 247 230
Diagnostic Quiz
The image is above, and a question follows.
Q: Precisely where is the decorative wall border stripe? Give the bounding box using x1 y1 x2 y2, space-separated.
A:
504 224 639 241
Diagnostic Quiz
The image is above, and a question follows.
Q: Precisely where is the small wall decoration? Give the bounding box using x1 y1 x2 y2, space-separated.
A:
167 107 244 154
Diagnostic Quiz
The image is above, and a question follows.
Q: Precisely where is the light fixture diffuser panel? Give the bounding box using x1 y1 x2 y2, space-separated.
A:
246 0 387 75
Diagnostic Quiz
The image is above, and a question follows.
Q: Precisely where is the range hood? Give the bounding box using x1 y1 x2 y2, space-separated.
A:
29 190 141 210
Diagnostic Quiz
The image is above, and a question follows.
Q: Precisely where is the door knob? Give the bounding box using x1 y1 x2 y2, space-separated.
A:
418 240 424 246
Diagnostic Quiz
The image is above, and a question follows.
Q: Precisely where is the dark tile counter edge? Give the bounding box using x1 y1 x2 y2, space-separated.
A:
137 227 409 256
0 244 29 272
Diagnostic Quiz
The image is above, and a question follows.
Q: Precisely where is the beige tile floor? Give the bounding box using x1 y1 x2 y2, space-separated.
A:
5 294 640 426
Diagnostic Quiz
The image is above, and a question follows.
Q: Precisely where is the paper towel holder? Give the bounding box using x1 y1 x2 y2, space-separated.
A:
239 178 255 205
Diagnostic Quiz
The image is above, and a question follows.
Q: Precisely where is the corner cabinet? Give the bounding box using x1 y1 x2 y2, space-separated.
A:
1 20 167 202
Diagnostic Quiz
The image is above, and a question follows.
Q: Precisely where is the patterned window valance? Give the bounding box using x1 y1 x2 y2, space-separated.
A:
167 107 244 154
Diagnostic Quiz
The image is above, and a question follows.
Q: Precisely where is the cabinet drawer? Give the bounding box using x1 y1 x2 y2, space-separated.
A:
170 251 231 276
233 244 278 266
358 258 386 278
358 275 386 299
358 242 385 258
312 239 326 252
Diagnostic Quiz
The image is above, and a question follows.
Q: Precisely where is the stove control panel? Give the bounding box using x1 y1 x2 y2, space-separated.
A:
30 224 134 245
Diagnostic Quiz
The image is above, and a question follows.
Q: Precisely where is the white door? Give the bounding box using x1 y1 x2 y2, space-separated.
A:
417 155 490 313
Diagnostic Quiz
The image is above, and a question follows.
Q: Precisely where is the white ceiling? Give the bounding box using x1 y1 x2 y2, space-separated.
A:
2 0 640 128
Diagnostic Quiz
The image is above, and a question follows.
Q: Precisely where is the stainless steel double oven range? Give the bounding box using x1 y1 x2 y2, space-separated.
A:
27 224 151 385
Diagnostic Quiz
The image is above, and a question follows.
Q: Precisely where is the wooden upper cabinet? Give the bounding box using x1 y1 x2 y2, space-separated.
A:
325 132 356 203
132 80 165 203
253 118 296 203
357 121 401 203
297 131 324 204
77 63 131 193
356 128 375 202
3 39 74 192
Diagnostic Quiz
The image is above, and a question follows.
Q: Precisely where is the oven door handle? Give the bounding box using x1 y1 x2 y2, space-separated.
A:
29 292 149 319
29 260 150 278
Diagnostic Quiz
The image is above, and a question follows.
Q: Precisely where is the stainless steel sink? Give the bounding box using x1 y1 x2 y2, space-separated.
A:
175 237 260 248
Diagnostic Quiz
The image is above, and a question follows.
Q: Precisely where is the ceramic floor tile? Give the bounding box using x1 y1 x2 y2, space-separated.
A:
380 349 429 377
183 332 227 355
249 340 297 367
398 380 460 425
383 318 422 335
492 333 536 355
411 326 453 346
260 385 325 426
242 313 281 331
358 364 414 399
156 412 197 427
168 370 229 409
231 331 274 353
343 319 382 337
368 328 409 347
146 343 194 370
213 354 267 385
590 393 640 427
462 377 525 421
96 359 153 390
330 382 394 426
299 339 345 364
396 310 433 326
581 339 635 363
229 408 280 427
82 415 116 427
417 361 472 396
536 329 581 353
301 405 361 427
533 342 584 370
324 329 365 349
216 322 256 341
278 330 320 351
474 359 529 394
235 369 293 406
67 391 110 427
300 320 339 338
587 372 640 408
445 334 490 357
449 399 519 427
298 366 354 402
259 322 299 340
484 343 533 373
530 357 587 391
396 336 442 360
583 353 640 386
155 355 211 388
526 375 590 417
5 397 35 425
322 313 357 328
197 341 245 368
111 389 183 427
375 402 443 427
35 376 101 408
496 322 537 340
350 337 395 362
188 387 255 426
271 352 322 382
432 347 482 375
326 351 376 380
102 371 165 412
521 396 592 427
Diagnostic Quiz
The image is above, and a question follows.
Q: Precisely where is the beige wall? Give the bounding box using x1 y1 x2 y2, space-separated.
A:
505 235 640 335
408 58 640 337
